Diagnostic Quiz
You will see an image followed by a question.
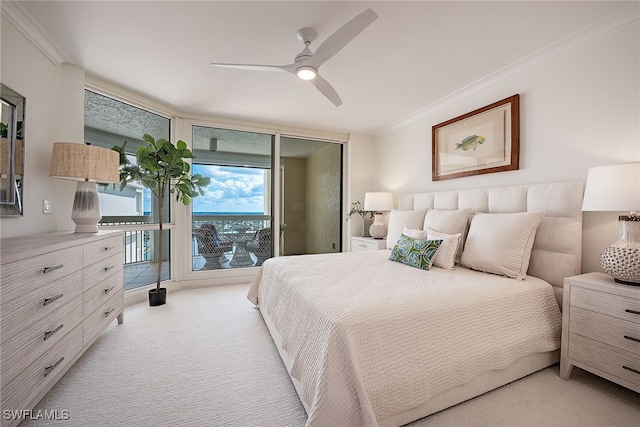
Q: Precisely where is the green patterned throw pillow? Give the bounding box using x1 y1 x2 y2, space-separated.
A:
389 234 442 270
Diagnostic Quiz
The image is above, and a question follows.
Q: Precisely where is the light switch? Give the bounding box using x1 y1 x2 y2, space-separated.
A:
43 200 52 214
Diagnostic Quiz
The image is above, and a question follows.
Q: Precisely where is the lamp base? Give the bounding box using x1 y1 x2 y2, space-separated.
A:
600 215 640 286
71 181 102 233
614 278 640 286
369 213 387 240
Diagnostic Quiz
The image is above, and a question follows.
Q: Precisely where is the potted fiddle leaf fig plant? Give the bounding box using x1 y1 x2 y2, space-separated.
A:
112 134 210 306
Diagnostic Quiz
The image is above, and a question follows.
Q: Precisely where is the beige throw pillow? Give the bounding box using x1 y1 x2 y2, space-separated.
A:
423 207 472 261
460 211 545 280
427 228 462 270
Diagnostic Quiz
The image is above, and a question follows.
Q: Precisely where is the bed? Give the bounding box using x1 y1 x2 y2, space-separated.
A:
248 181 583 426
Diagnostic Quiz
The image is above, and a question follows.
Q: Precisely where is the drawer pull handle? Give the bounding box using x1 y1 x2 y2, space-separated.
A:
43 293 64 306
104 307 115 317
43 264 63 274
44 324 64 340
104 265 115 272
104 286 115 294
105 245 116 251
624 335 640 343
622 365 640 375
625 309 640 316
44 357 65 377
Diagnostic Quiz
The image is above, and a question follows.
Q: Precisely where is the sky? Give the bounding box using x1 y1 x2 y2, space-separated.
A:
140 165 266 214
192 164 265 213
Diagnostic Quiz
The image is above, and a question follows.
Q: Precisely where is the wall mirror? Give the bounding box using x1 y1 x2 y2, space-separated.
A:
1 84 25 216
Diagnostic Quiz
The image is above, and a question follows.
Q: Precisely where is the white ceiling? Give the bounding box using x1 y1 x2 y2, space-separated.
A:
7 1 635 135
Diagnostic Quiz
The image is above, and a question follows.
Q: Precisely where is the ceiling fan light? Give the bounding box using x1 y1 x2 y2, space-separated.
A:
296 66 316 80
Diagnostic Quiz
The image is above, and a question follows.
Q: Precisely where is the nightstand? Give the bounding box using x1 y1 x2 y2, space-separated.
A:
351 236 387 252
560 272 640 392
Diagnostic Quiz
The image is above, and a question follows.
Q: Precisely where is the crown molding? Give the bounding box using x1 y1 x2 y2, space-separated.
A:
1 0 72 65
377 3 640 136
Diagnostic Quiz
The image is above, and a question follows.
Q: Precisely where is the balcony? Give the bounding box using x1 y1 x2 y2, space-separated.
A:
103 214 273 290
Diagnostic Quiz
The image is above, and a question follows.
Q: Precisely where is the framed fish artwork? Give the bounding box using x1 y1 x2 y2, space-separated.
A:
432 94 519 181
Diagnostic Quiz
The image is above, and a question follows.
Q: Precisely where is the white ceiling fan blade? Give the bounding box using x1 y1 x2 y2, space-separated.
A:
211 62 297 73
307 8 377 69
311 74 342 106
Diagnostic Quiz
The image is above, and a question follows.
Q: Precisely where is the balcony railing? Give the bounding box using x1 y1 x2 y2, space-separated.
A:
101 214 272 267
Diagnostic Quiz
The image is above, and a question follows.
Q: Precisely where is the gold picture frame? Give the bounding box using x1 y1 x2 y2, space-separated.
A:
432 94 519 181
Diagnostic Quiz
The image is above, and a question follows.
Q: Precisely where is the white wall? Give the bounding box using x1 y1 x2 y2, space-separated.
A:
370 20 639 274
345 132 375 247
0 15 86 238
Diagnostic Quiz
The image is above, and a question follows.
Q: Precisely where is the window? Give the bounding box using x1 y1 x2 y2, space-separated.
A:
84 89 171 290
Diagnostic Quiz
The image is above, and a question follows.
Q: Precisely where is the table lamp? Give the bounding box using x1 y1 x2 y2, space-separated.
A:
364 192 393 239
582 161 640 285
49 142 120 232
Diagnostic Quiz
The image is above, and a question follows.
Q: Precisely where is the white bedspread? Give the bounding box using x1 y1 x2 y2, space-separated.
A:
247 250 562 426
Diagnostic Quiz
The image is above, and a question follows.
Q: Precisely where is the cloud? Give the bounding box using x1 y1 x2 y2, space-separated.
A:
192 165 266 213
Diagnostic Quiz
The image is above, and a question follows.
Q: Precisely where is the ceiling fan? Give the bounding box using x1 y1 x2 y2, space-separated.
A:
211 8 378 106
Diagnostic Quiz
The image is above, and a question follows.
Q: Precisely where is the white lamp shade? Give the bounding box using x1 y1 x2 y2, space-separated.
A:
582 162 640 212
363 192 393 212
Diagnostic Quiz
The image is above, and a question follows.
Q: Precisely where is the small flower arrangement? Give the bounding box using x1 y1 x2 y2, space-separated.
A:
346 201 374 221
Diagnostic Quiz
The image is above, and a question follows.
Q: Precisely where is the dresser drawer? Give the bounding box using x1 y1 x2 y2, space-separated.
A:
569 332 640 390
1 296 83 386
0 245 83 303
0 270 83 344
570 306 640 355
84 272 124 316
1 325 82 414
83 293 123 345
83 235 122 268
83 252 123 291
571 287 640 324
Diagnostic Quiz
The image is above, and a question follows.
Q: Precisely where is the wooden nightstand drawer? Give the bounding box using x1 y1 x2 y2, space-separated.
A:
572 287 640 324
351 237 386 251
569 332 640 389
570 306 640 354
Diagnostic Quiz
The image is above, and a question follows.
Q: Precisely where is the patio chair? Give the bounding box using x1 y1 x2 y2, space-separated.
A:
193 224 233 269
246 224 286 266
246 227 272 266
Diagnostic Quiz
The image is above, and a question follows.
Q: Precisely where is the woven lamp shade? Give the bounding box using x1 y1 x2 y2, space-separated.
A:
49 142 119 183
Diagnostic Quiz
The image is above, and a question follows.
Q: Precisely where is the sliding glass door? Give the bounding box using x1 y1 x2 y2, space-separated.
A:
190 126 342 271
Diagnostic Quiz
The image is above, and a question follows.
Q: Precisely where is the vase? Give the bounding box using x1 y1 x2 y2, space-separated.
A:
362 216 373 237
600 215 640 285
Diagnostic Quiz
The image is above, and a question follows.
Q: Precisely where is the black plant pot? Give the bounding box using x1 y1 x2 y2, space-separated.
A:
148 288 167 306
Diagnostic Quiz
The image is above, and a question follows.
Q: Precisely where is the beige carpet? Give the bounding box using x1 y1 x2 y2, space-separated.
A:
23 284 639 427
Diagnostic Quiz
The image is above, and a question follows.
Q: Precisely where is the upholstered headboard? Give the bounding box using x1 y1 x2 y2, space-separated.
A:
397 181 584 307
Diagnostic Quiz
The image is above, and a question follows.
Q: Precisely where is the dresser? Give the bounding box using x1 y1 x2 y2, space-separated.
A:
0 231 124 426
560 272 640 392
351 236 387 252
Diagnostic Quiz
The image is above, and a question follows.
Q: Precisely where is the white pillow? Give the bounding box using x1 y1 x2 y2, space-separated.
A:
386 209 428 249
403 226 426 240
460 211 545 280
423 207 472 261
427 228 462 270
